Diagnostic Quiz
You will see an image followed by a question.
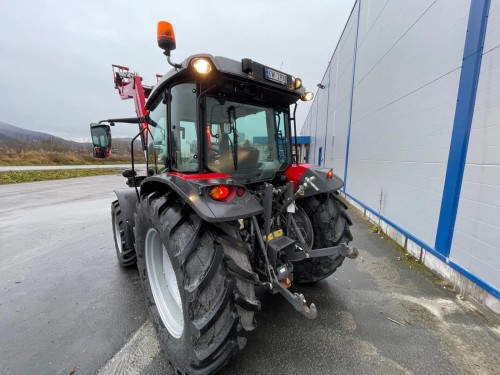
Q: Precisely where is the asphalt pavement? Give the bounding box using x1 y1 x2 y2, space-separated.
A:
0 175 499 375
0 174 147 375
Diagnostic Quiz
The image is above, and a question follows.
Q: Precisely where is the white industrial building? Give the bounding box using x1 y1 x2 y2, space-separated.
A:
300 0 499 312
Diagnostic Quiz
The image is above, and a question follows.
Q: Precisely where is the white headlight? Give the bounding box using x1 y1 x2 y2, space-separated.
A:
288 77 302 90
192 58 212 74
301 91 314 101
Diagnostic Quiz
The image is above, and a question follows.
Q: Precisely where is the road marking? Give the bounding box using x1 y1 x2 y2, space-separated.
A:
98 321 160 375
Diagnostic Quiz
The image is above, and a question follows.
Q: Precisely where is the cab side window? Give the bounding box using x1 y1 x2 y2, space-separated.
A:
148 99 168 171
170 83 198 172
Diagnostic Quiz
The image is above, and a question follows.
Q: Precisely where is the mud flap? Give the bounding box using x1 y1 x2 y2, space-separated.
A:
114 188 139 247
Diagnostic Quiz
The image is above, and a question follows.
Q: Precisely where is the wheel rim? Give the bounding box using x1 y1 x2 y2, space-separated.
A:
145 228 184 338
113 214 123 253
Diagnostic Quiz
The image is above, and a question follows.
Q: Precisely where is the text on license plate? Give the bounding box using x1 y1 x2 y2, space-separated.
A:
264 67 287 85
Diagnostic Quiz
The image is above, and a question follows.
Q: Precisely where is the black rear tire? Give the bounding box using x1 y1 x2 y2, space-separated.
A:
135 192 259 375
111 200 137 267
293 193 353 284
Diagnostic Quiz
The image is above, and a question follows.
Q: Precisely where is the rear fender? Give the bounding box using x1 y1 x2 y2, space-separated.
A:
140 173 263 222
285 164 344 197
114 188 139 246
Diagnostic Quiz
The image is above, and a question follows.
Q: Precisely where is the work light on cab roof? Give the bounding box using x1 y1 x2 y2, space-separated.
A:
191 57 212 74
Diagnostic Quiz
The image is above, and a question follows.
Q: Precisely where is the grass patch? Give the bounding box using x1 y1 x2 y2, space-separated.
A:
0 168 120 184
0 151 132 166
0 143 141 166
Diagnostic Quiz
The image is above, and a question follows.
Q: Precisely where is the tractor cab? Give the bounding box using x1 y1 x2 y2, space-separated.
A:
146 53 307 184
91 21 314 186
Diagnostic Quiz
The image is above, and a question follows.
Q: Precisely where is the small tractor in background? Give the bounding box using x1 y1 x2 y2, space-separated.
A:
90 21 358 375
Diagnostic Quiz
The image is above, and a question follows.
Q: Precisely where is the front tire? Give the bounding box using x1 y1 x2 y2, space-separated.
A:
135 192 259 375
293 193 353 284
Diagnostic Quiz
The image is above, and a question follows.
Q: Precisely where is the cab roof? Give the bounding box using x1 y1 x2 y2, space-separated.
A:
146 54 306 109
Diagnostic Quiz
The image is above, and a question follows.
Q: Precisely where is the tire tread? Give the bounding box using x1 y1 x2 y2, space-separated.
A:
294 193 353 283
111 200 137 267
134 193 258 375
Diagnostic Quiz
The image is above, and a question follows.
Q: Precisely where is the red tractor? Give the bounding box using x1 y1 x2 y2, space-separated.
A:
90 21 357 374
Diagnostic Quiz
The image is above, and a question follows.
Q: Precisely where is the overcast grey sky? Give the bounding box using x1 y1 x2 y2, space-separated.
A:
0 0 354 140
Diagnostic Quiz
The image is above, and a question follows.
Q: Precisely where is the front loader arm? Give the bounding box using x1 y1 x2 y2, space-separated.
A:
111 64 160 151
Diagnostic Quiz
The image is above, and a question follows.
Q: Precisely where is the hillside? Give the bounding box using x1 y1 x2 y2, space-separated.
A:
0 121 81 149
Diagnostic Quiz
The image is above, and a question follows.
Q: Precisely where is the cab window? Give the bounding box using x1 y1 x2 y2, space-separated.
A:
147 99 168 171
170 83 198 172
205 96 289 182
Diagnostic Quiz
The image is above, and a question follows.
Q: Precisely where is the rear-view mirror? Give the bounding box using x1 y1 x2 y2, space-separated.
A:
90 123 112 158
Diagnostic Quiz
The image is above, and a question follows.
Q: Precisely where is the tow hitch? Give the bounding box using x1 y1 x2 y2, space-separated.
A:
271 242 358 320
273 279 318 319
253 207 359 320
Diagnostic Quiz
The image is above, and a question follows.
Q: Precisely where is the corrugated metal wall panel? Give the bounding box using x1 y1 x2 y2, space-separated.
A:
355 0 438 85
346 0 470 246
299 113 310 162
299 0 499 299
483 0 500 51
308 99 318 163
331 5 359 178
450 0 500 290
324 58 338 168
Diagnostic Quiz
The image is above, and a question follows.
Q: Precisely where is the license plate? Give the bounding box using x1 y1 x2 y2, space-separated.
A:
264 67 287 85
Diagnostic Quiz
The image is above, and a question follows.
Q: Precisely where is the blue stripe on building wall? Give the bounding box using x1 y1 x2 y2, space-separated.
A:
435 0 491 257
343 0 361 191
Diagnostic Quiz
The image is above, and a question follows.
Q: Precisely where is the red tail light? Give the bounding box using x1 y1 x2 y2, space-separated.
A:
326 169 333 179
209 185 231 201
